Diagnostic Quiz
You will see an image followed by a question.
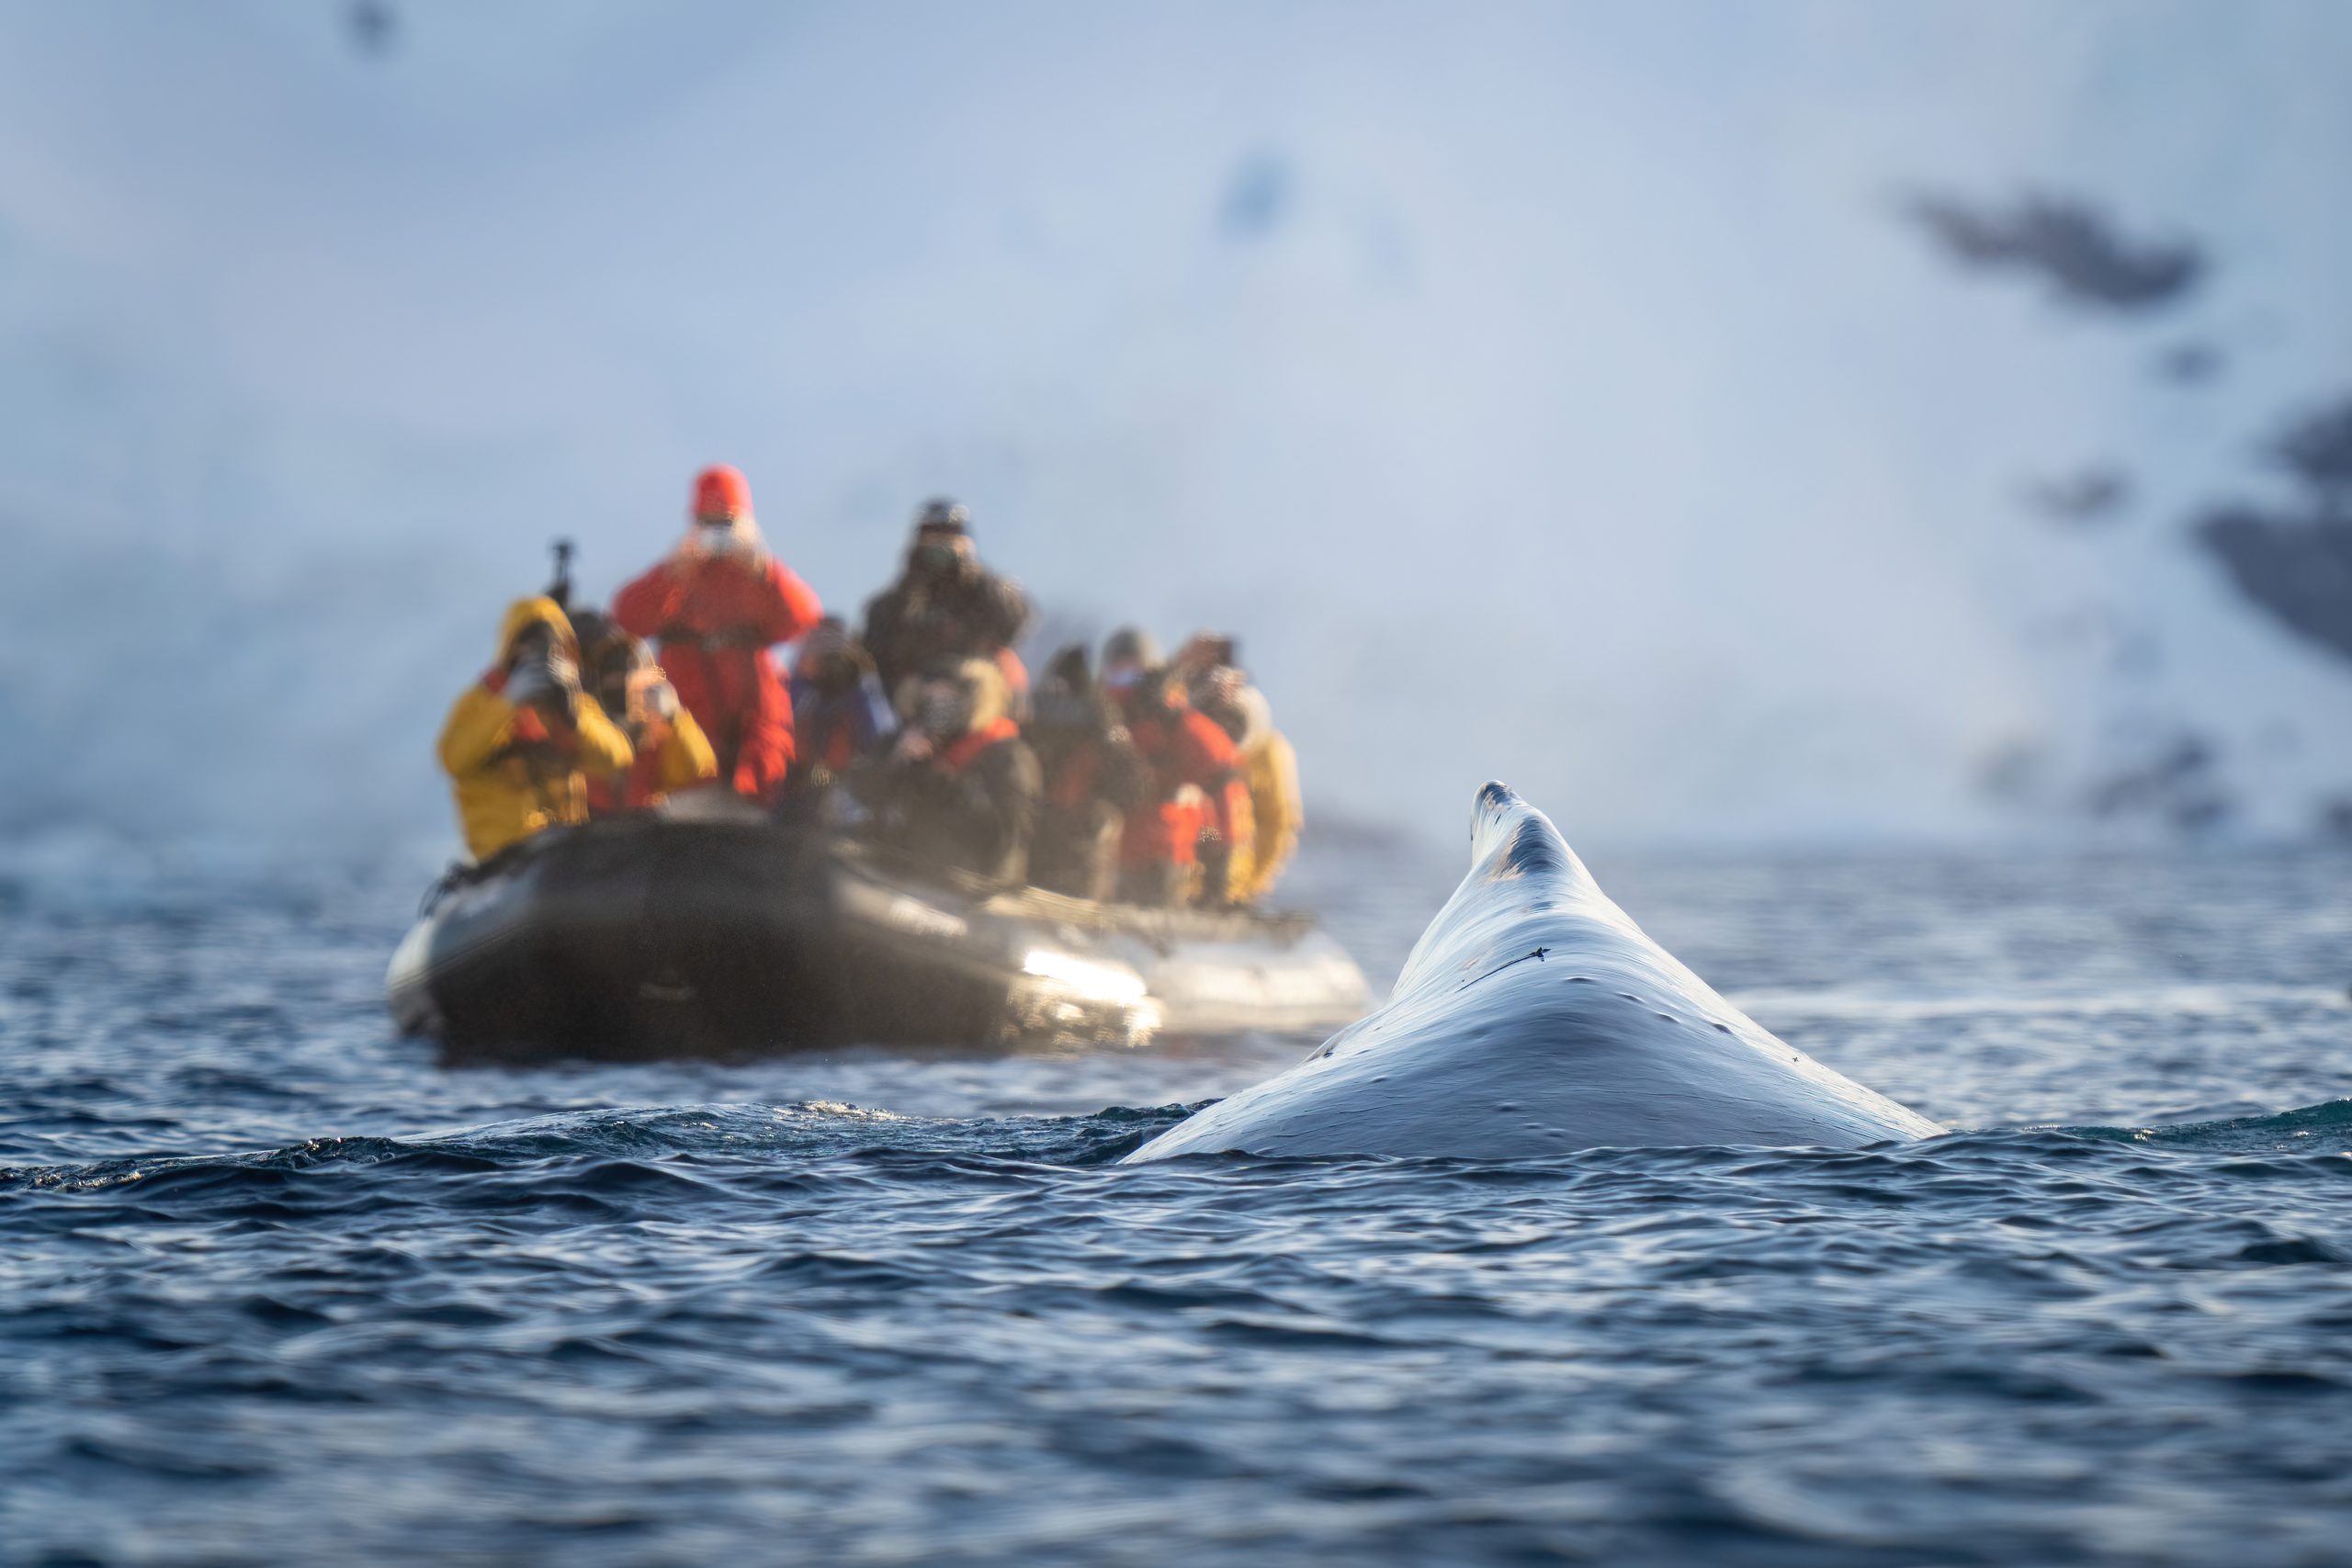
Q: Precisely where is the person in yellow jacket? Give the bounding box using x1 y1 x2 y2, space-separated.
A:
569 611 719 815
1233 718 1301 904
1186 654 1303 906
438 597 635 861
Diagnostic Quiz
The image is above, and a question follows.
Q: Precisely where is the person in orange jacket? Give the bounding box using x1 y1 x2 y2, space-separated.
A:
438 597 636 862
1115 663 1252 907
571 611 719 815
611 465 824 803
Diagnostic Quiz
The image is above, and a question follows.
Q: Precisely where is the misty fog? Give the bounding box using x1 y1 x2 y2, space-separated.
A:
4 0 2349 869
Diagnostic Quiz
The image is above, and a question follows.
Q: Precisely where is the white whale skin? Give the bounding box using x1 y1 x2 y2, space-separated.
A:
1125 782 1942 1161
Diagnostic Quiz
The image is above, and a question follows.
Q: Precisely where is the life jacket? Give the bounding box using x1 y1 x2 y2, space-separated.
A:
938 716 1021 776
1047 744 1102 810
825 720 859 773
1120 706 1238 867
582 711 715 815
484 673 588 819
789 697 862 774
583 766 626 817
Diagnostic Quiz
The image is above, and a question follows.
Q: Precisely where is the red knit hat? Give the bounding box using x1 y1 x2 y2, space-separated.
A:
693 464 753 524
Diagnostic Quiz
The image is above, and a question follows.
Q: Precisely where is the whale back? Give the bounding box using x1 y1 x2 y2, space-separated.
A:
1125 783 1940 1161
1389 779 1618 1001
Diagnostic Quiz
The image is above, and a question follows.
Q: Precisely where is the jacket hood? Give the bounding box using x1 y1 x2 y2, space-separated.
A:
497 596 578 661
895 656 1009 738
955 657 1010 734
1228 683 1273 751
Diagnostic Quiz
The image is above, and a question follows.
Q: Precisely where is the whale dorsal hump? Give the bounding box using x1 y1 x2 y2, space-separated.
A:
1472 780 1589 886
1385 782 1611 1000
1123 780 1946 1159
1467 781 1605 903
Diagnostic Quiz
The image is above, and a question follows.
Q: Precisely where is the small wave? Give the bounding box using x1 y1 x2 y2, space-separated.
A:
1732 983 2350 1022
2062 1098 2352 1156
0 1100 1200 1201
11 1100 2346 1214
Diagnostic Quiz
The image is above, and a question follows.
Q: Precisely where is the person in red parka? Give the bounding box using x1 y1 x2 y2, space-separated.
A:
1116 665 1253 908
612 465 824 803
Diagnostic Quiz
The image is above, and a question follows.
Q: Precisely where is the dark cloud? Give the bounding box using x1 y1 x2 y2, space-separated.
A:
2189 395 2352 673
1903 190 2203 312
2269 393 2352 502
2197 504 2352 665
2083 730 2233 834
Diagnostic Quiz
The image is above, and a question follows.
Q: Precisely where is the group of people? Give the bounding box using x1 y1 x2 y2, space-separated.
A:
437 465 1302 908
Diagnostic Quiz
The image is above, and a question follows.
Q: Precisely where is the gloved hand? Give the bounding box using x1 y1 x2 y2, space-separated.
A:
543 647 582 712
916 684 964 740
507 649 578 719
625 665 678 725
502 661 553 708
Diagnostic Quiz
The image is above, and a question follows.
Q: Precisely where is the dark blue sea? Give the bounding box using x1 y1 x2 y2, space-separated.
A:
4 830 2349 1565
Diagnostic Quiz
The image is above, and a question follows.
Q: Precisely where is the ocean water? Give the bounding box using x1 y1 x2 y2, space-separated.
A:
3 830 2349 1566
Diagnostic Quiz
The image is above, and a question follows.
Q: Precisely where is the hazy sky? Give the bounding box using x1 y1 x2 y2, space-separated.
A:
2 1 2347 862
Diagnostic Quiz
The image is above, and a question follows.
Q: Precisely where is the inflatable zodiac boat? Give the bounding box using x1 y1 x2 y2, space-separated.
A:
386 811 1366 1059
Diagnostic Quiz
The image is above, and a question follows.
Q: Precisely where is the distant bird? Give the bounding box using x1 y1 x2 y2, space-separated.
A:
1217 153 1293 243
346 0 397 60
1974 738 2050 807
1902 190 2203 312
2154 342 2223 386
2023 466 2132 527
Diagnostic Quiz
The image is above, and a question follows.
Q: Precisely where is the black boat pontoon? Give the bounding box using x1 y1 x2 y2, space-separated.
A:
387 809 1365 1060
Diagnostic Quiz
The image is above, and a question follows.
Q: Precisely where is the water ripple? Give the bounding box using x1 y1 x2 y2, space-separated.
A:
5 848 2352 1563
